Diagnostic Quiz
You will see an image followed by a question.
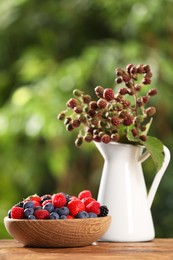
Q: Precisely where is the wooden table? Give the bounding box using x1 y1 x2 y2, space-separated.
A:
0 239 173 259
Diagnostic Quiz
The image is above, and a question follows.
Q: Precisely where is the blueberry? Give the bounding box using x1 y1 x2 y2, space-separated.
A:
60 215 67 219
88 212 97 218
35 206 42 210
76 211 89 219
24 208 34 218
24 201 34 209
28 215 36 220
55 206 69 216
43 203 55 213
49 212 59 219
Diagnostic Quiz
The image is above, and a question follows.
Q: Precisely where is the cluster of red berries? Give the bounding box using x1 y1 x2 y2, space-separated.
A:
58 64 157 147
8 190 109 220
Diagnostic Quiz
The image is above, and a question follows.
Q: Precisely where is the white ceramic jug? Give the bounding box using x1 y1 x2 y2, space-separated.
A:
95 142 171 242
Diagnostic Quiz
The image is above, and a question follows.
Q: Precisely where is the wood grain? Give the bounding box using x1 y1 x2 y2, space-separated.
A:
0 239 173 260
4 216 111 248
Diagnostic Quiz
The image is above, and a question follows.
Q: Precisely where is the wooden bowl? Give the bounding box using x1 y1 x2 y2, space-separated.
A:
4 216 111 248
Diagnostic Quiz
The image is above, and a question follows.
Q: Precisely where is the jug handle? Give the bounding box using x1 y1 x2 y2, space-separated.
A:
139 146 171 208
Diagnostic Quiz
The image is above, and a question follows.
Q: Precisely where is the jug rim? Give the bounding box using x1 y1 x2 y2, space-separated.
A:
94 141 144 149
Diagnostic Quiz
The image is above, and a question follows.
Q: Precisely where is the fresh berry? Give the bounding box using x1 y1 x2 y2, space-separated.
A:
97 98 107 109
34 209 50 219
98 205 109 217
86 201 101 215
49 212 59 219
103 88 115 101
82 197 95 207
61 193 72 204
67 215 74 219
88 212 97 218
40 194 52 204
101 134 111 144
43 203 55 213
66 98 78 109
52 193 66 208
11 207 24 219
76 211 89 219
28 215 36 220
60 215 67 219
27 194 41 203
23 201 35 209
42 199 52 207
24 208 34 218
55 206 69 216
67 199 85 216
15 201 24 208
94 86 104 98
78 190 92 200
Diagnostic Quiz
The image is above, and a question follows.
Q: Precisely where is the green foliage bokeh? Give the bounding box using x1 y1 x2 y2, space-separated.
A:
0 0 173 238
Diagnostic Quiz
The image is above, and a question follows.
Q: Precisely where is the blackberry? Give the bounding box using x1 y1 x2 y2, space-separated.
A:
41 195 52 204
15 201 24 208
98 205 109 217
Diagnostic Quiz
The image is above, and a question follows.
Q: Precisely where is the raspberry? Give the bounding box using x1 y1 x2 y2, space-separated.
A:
94 86 104 98
82 95 91 104
97 98 107 109
52 193 66 208
103 88 115 101
126 64 134 74
67 199 85 216
119 87 128 95
82 197 96 207
111 116 120 126
148 88 158 96
11 206 24 219
71 119 80 128
27 194 41 203
89 101 98 110
86 201 100 215
101 134 111 144
98 205 109 217
34 209 50 219
123 116 133 126
142 77 151 85
66 98 78 109
78 190 92 200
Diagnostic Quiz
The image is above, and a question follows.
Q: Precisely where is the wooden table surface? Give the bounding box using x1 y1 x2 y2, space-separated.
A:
0 239 173 260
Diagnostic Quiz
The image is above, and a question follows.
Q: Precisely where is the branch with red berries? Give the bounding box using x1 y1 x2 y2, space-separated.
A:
58 64 164 171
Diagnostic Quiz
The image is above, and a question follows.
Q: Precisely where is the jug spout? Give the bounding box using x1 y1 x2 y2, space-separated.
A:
147 145 171 208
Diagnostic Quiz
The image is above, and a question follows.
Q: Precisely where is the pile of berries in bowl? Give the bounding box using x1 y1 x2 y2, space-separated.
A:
4 190 111 247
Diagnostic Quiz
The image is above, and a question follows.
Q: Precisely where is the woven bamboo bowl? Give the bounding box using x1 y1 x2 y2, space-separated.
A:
4 216 111 248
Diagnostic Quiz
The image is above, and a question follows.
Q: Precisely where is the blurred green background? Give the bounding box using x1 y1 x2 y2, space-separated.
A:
0 0 173 238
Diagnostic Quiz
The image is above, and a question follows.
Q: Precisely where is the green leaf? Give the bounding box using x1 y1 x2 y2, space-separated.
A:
141 136 164 172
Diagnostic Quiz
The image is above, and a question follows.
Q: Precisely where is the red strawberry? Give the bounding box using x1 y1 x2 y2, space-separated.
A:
52 193 66 208
82 197 95 207
86 201 101 215
67 199 85 216
78 190 92 200
34 209 50 219
11 207 24 219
